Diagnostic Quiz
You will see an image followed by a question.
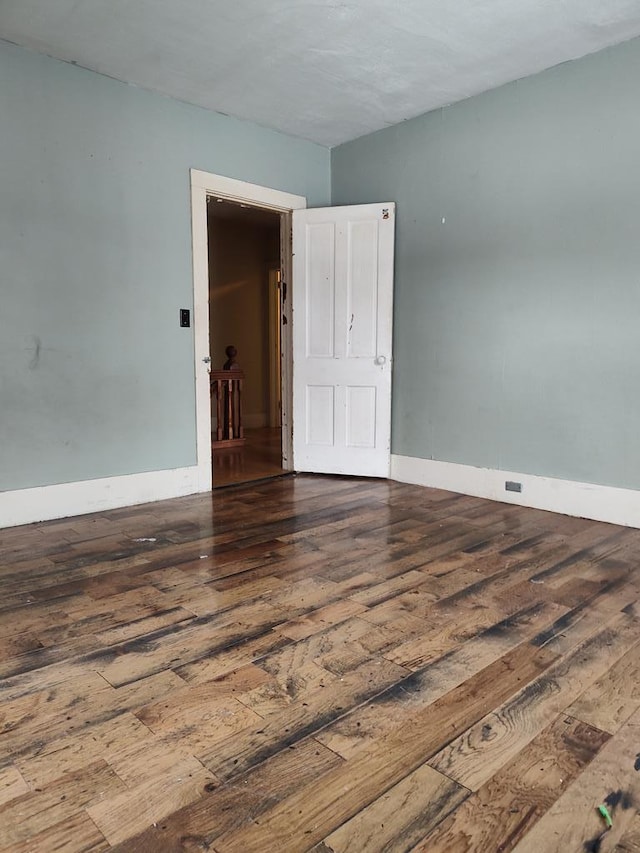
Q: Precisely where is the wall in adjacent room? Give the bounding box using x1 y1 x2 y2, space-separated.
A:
332 36 640 491
208 216 280 425
0 40 329 492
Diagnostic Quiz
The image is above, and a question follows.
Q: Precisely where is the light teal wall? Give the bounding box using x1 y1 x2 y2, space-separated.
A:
0 41 330 492
332 37 640 491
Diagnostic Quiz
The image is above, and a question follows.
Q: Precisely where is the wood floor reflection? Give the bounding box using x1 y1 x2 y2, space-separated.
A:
213 427 285 488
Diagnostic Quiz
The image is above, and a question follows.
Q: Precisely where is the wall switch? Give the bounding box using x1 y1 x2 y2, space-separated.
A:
505 480 522 493
180 309 191 328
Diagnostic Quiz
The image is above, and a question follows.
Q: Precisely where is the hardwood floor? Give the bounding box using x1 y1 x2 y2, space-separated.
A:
213 427 285 488
0 475 639 852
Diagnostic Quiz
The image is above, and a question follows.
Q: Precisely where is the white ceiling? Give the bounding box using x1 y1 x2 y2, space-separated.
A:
2 0 640 147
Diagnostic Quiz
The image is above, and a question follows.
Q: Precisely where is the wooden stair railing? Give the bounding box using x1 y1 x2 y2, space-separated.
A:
210 369 246 451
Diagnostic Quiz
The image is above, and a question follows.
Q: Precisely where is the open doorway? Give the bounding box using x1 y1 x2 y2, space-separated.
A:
190 169 305 494
207 198 286 487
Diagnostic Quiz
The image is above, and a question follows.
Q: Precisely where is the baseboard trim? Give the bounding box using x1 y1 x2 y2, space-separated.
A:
390 455 640 529
6 455 638 530
0 466 202 529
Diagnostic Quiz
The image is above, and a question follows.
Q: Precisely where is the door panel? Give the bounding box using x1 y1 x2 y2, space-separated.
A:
307 385 335 446
293 203 395 477
346 219 378 358
307 223 335 358
346 385 377 448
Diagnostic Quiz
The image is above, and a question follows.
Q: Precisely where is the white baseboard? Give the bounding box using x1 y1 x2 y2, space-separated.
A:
390 455 640 529
0 466 202 529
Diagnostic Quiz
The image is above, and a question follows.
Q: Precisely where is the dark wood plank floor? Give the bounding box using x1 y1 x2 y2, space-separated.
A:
1 475 639 852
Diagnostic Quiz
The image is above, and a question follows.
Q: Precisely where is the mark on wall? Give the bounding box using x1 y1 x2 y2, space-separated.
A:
28 336 41 370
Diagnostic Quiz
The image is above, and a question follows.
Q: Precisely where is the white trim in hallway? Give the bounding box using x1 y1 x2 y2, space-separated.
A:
391 454 640 528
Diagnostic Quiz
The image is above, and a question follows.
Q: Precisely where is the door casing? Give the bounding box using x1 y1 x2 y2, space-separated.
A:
190 169 306 491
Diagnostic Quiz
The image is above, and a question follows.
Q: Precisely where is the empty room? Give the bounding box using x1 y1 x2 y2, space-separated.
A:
2 1 640 851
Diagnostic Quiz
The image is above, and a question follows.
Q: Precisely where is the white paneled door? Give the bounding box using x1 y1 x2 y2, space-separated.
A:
292 203 395 477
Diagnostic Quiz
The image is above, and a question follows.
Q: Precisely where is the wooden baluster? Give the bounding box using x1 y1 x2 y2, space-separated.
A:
227 377 234 439
229 378 235 439
237 377 244 439
210 369 245 452
215 379 223 442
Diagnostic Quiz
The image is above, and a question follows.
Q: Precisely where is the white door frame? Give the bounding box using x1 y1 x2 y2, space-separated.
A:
267 267 282 429
190 169 306 491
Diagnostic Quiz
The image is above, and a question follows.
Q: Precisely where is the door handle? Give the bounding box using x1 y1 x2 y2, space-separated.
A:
202 356 211 364
374 355 386 366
